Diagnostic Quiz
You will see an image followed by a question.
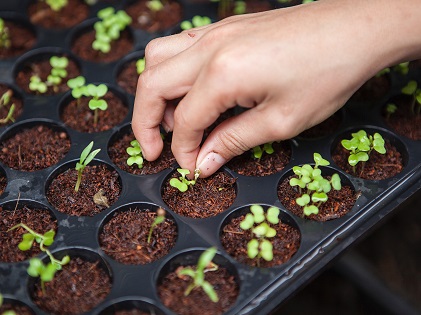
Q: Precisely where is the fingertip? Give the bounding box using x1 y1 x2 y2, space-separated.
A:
196 151 227 178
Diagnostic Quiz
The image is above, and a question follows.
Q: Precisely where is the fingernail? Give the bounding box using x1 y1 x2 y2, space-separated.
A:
196 152 226 176
161 121 171 133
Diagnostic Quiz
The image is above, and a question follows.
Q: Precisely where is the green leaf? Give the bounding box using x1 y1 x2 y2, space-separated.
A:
247 239 259 259
311 192 328 203
80 141 94 164
18 233 35 251
61 255 71 265
265 226 276 238
126 146 141 156
260 239 273 261
313 153 329 167
296 194 310 206
263 142 274 154
67 76 85 89
331 173 342 190
98 7 115 19
202 281 219 302
127 156 144 168
253 223 269 237
250 205 265 223
180 20 193 30
240 213 255 230
252 145 262 160
43 230 55 246
303 205 319 216
266 206 280 224
177 267 196 279
170 178 188 192
40 263 57 282
289 177 306 189
27 258 43 277
401 80 417 95
88 99 108 110
84 148 101 166
177 168 190 178
197 247 217 274
136 58 145 74
50 56 68 69
307 180 320 191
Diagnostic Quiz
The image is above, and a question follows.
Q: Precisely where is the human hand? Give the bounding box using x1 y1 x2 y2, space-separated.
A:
132 0 420 177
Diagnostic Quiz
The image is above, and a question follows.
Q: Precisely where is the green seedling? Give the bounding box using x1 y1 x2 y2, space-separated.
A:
240 205 280 264
385 103 398 120
136 58 145 75
75 141 101 192
376 62 409 78
289 153 342 216
92 7 132 53
147 207 166 244
147 0 164 11
87 83 108 126
341 130 386 175
126 139 144 168
302 0 314 3
29 75 47 94
401 80 421 116
40 0 68 11
0 89 12 107
176 247 219 303
0 293 16 315
47 56 69 92
169 168 200 192
0 89 15 124
7 223 70 294
67 75 88 105
233 1 246 14
180 16 212 30
252 142 275 161
0 18 10 49
0 104 15 124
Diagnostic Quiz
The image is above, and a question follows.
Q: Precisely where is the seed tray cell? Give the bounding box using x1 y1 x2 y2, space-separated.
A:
1 1 420 315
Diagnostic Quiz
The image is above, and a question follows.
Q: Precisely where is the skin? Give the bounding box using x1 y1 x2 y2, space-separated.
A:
133 0 421 177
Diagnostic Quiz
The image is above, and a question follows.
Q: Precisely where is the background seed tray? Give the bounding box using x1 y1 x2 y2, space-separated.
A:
1 1 420 314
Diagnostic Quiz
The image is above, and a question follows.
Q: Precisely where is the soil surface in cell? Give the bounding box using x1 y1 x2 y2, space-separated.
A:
117 59 139 95
0 20 35 59
0 302 34 315
0 84 24 126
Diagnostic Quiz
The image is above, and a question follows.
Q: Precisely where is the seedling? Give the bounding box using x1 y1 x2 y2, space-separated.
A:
147 0 164 11
385 103 398 120
0 18 10 49
147 208 166 244
7 223 70 294
92 7 132 54
126 139 144 168
341 130 386 174
40 0 68 11
136 58 145 75
74 141 101 192
67 75 88 105
401 80 421 116
252 142 274 161
289 153 342 216
29 75 47 94
240 205 280 264
0 104 15 124
46 56 69 91
180 16 212 30
169 168 199 192
0 293 16 315
87 84 108 126
176 247 219 303
0 89 15 124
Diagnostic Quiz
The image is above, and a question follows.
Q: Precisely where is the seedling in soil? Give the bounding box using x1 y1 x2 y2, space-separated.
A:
0 104 15 124
67 75 87 105
29 75 48 94
400 80 421 116
93 7 132 54
169 168 199 192
136 58 145 75
40 0 68 11
376 62 410 77
385 103 398 120
46 56 69 91
176 247 219 303
0 18 10 49
87 83 108 126
252 142 274 161
7 223 70 294
147 207 166 244
289 153 342 216
75 141 101 192
126 139 144 168
147 0 164 12
180 16 212 30
240 205 280 264
341 130 386 175
0 293 16 315
0 89 15 124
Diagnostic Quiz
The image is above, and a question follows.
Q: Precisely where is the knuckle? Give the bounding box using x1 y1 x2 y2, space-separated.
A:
144 38 163 62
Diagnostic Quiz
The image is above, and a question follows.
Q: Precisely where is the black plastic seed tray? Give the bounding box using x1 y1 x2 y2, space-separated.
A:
1 1 420 314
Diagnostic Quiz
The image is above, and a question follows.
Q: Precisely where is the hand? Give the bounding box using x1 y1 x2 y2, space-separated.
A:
132 0 421 177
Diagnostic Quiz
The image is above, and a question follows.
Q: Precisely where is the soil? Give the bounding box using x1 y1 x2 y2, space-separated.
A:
158 265 239 315
278 175 357 221
331 140 403 180
99 208 177 264
0 205 57 263
46 164 122 216
108 130 175 175
227 141 291 177
0 124 71 171
15 55 80 95
126 0 182 33
117 59 139 95
61 91 128 133
349 74 391 103
28 0 89 29
162 170 237 218
0 20 36 59
382 95 421 140
72 28 133 63
0 84 23 126
298 111 342 139
31 256 112 315
221 214 301 267
0 302 34 315
0 172 6 195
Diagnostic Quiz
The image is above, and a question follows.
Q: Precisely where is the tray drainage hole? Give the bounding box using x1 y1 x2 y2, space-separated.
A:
99 204 177 265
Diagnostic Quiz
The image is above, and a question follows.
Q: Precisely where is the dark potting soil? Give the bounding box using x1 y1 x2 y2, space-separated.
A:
382 95 421 140
227 141 291 177
349 74 391 103
15 56 80 95
162 170 237 218
0 84 23 126
117 59 138 95
72 29 133 63
61 91 128 133
108 131 175 175
0 20 36 59
46 164 121 216
126 0 182 33
0 302 34 315
100 208 177 265
158 266 239 315
28 0 89 29
331 141 403 180
0 124 71 171
221 214 301 267
0 206 57 263
32 257 112 315
278 175 358 221
298 110 342 139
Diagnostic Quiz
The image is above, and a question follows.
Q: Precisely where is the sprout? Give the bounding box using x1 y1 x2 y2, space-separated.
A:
233 1 246 15
87 84 108 126
169 168 198 192
252 142 274 160
341 130 386 174
0 18 10 49
29 75 48 94
126 139 144 168
385 103 398 120
393 62 409 76
67 76 88 104
401 80 421 116
177 247 219 303
47 56 69 92
74 141 101 192
136 58 145 75
180 16 212 30
0 90 15 124
41 0 68 11
147 208 166 244
147 0 164 11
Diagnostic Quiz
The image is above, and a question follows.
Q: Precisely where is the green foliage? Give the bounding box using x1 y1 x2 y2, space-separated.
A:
93 7 132 53
41 0 68 11
177 247 219 303
136 58 145 75
29 75 48 94
233 1 246 14
147 0 164 11
385 103 397 120
47 56 69 91
252 142 274 160
0 18 10 49
147 208 166 244
376 62 409 78
7 223 70 294
67 75 87 99
74 141 101 192
0 89 15 124
126 139 144 168
401 80 421 116
240 205 280 263
169 168 198 192
341 130 386 174
180 16 212 30
289 153 341 216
